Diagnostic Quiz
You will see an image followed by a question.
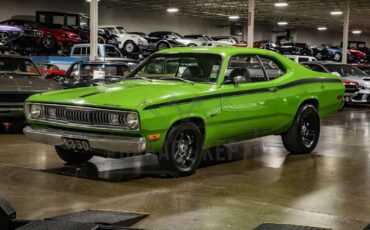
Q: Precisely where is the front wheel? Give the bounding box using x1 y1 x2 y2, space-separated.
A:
124 40 137 53
282 104 320 154
333 53 342 62
0 32 10 47
55 147 93 164
156 42 170 51
158 122 203 177
42 35 56 49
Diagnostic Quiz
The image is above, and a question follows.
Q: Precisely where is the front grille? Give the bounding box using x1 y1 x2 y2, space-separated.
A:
0 94 32 103
353 93 364 100
345 85 359 93
32 104 135 131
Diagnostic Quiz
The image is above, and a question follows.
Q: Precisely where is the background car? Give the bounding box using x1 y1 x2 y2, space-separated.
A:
57 60 138 88
38 63 67 80
0 54 61 123
0 25 23 48
148 31 202 50
1 19 43 53
99 25 148 54
303 61 368 104
70 44 125 61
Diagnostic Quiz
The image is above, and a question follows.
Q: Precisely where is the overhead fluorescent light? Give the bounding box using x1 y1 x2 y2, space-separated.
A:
317 27 327 31
352 30 362 34
330 11 343 15
86 0 100 2
229 15 240 20
277 21 288 26
167 8 179 13
274 2 289 7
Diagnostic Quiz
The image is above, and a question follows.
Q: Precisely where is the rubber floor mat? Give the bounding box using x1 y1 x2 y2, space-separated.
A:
16 220 100 230
254 223 331 230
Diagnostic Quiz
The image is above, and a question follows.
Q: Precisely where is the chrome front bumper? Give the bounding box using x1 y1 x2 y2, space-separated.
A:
23 126 147 156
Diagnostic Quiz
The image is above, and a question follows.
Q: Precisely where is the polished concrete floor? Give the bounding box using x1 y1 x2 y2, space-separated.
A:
1 107 370 230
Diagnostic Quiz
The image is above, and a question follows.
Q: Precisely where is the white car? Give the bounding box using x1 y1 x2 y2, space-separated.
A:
147 31 203 49
70 44 126 61
183 35 230 47
285 55 317 63
99 25 148 54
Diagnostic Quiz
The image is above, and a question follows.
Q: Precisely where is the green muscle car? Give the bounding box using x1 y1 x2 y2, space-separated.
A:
23 47 344 176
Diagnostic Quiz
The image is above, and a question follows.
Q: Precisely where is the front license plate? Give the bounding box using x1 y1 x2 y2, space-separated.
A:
63 138 91 152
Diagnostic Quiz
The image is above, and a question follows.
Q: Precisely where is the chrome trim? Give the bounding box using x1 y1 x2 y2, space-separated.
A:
25 102 140 132
23 126 147 154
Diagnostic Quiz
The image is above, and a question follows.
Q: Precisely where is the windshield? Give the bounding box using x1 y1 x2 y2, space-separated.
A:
324 64 368 77
76 64 130 79
116 26 126 34
127 53 222 83
0 57 41 76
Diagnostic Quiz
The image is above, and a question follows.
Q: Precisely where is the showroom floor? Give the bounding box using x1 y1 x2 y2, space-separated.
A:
1 107 370 230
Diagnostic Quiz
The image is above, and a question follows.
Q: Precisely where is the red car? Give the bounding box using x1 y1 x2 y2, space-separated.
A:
1 19 81 51
38 64 67 80
349 49 366 62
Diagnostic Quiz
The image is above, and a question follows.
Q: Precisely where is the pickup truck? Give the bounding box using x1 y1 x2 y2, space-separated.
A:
70 44 125 61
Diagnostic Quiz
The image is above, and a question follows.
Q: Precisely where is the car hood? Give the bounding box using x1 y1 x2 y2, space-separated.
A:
27 79 217 111
0 74 61 93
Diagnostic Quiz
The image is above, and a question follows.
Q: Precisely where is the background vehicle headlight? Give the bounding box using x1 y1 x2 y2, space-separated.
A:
125 112 139 130
108 113 120 126
29 104 42 119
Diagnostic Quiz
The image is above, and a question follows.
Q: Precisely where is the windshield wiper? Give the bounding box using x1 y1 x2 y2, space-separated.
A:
158 77 195 85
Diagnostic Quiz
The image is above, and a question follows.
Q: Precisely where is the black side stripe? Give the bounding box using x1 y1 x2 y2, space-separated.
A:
143 78 342 110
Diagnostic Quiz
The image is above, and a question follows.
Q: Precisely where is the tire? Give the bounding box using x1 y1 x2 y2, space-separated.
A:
187 43 198 47
55 147 93 164
282 104 320 154
98 36 106 44
333 53 342 62
124 40 137 53
0 32 10 47
42 35 56 49
158 122 203 177
156 42 170 51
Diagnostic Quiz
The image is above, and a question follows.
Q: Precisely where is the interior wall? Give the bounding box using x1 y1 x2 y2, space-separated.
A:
1 0 369 47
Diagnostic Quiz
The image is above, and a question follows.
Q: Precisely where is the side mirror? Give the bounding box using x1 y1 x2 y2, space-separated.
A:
233 76 247 86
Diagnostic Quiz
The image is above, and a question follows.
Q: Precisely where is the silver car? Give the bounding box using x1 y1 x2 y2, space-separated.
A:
0 55 62 122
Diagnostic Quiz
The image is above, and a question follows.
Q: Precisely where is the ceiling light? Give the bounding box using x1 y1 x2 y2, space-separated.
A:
352 30 362 34
277 21 288 26
229 15 240 20
317 27 327 31
274 2 289 7
330 11 343 15
167 8 179 13
86 0 100 2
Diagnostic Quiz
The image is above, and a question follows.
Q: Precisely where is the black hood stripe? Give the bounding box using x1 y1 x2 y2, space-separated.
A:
143 78 342 110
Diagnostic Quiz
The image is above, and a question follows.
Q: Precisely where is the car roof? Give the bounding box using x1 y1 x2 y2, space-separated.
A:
157 46 280 56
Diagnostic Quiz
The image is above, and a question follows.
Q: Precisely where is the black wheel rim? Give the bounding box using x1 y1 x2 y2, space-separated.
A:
172 131 197 169
158 43 168 50
299 111 319 148
0 33 9 46
43 37 54 48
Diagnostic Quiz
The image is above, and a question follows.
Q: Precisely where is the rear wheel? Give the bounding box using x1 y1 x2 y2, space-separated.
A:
282 104 320 154
158 122 203 177
124 40 137 53
98 35 106 44
333 53 342 62
55 147 93 164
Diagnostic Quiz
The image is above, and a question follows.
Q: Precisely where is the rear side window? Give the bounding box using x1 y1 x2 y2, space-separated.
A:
73 47 81 55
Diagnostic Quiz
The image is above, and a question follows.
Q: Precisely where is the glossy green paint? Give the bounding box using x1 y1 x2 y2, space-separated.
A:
26 47 345 153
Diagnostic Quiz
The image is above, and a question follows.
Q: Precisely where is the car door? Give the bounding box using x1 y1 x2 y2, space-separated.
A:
217 54 285 141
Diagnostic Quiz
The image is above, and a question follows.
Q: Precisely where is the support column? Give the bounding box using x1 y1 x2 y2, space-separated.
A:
342 0 350 64
247 0 255 48
90 0 98 61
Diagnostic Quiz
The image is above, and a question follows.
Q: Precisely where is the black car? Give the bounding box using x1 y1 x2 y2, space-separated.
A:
57 60 139 89
1 19 43 54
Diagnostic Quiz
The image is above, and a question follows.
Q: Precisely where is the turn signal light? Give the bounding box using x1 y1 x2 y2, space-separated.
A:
149 134 161 140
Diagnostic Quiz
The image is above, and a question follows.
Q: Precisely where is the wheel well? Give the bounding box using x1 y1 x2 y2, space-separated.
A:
170 117 205 137
301 99 319 110
124 40 135 45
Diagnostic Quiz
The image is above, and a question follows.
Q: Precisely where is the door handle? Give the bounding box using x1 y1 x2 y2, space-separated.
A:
269 87 278 92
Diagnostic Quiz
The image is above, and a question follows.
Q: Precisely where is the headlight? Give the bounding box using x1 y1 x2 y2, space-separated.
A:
125 112 139 130
108 113 120 126
138 39 144 45
28 104 42 119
